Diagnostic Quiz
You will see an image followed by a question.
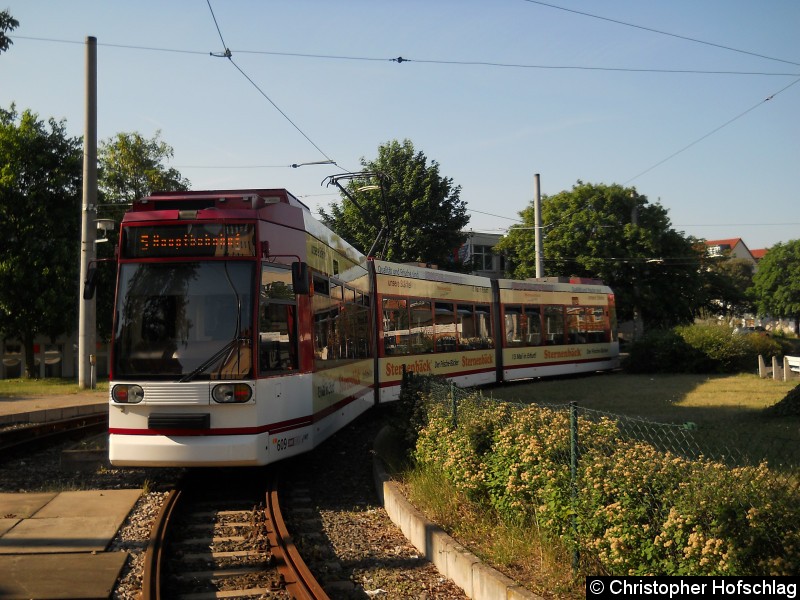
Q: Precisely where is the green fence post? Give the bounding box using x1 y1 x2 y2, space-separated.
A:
570 400 580 573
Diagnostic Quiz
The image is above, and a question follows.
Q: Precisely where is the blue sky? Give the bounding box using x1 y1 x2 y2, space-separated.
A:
2 1 798 251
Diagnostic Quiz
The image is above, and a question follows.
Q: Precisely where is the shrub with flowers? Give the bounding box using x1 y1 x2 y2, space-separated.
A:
411 387 800 576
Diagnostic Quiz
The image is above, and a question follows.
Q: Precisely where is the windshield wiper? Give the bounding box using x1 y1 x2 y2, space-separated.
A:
178 337 246 383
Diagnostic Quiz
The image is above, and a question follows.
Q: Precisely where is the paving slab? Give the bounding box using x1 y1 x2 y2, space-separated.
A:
0 515 124 553
0 518 20 537
0 551 128 599
0 492 57 518
32 489 140 519
0 489 142 554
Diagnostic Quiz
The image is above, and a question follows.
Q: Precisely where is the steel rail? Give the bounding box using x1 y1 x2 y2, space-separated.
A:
0 413 107 455
265 471 330 600
141 488 182 600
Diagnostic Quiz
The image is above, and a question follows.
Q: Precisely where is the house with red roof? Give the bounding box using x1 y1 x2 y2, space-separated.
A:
704 238 757 265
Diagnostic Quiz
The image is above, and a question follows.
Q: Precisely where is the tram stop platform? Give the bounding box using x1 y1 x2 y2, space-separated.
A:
0 391 134 599
0 389 107 427
0 489 141 599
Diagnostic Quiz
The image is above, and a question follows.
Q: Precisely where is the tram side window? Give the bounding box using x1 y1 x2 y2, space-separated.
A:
475 305 494 349
504 306 524 347
525 306 542 346
355 303 371 358
544 305 565 345
314 282 371 364
382 298 409 355
409 300 433 353
566 307 587 344
586 307 609 343
338 305 355 360
314 308 337 363
457 304 476 350
435 302 457 352
259 265 298 373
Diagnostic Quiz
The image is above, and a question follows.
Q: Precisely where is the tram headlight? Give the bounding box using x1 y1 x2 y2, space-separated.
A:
112 384 144 404
212 383 253 404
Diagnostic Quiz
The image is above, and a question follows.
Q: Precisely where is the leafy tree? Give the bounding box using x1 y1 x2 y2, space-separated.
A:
0 105 82 377
319 139 470 266
98 130 189 205
95 130 190 339
702 257 755 319
495 181 706 329
0 9 19 55
750 240 800 334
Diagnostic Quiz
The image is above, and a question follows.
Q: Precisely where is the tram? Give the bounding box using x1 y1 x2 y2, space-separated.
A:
105 189 618 467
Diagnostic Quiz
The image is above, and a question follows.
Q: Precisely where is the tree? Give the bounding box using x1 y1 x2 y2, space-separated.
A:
95 130 190 339
0 9 19 55
319 139 470 266
750 240 800 334
495 181 706 330
702 257 755 319
98 130 189 205
0 105 82 377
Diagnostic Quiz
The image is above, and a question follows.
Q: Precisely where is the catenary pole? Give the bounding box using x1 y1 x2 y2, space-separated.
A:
78 36 97 389
533 173 543 278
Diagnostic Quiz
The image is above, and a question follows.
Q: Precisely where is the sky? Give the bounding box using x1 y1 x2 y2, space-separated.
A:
2 0 799 252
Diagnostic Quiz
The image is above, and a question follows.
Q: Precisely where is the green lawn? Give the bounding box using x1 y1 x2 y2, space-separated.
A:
0 378 108 397
485 372 800 466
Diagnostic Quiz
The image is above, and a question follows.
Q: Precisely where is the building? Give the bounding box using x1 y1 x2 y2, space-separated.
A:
459 232 506 278
704 238 757 265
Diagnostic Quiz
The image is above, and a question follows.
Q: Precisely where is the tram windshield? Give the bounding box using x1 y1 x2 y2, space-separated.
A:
113 261 255 380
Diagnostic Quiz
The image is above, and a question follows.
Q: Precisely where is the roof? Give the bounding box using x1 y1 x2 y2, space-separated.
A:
751 248 768 260
704 238 744 249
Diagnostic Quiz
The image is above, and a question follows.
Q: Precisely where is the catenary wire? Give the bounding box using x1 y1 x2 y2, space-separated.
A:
203 1 340 169
520 0 800 68
624 77 800 184
9 36 798 77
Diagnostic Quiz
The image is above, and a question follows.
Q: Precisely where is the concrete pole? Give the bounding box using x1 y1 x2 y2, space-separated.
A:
630 190 644 340
533 173 544 278
78 36 97 389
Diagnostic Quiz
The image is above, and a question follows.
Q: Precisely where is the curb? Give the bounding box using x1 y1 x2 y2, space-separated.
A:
372 456 543 600
0 403 107 427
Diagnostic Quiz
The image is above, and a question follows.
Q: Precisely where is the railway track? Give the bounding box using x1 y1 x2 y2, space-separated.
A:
143 466 329 600
0 413 107 456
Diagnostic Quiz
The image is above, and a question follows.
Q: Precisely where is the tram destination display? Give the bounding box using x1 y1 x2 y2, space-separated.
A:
122 223 256 258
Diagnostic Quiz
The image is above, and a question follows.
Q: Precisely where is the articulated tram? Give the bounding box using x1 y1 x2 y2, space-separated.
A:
107 189 618 467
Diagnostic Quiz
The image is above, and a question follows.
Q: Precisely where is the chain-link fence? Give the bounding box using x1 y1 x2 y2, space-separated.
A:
399 371 800 576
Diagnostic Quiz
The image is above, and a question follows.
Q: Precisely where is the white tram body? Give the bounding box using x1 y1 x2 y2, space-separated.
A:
107 189 619 467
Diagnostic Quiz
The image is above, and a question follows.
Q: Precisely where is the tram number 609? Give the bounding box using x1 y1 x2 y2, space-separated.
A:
273 437 289 452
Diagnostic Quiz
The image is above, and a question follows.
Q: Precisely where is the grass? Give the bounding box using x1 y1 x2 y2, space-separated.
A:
487 372 800 466
485 372 797 418
0 377 108 397
387 372 800 598
403 463 579 598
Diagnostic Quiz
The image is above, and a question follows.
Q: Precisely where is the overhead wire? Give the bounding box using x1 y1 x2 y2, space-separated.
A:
624 76 800 184
203 1 338 168
12 10 797 225
520 0 800 68
10 35 798 77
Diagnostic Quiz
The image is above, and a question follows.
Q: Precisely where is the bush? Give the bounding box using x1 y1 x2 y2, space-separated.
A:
624 329 695 373
625 324 783 374
413 392 800 575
